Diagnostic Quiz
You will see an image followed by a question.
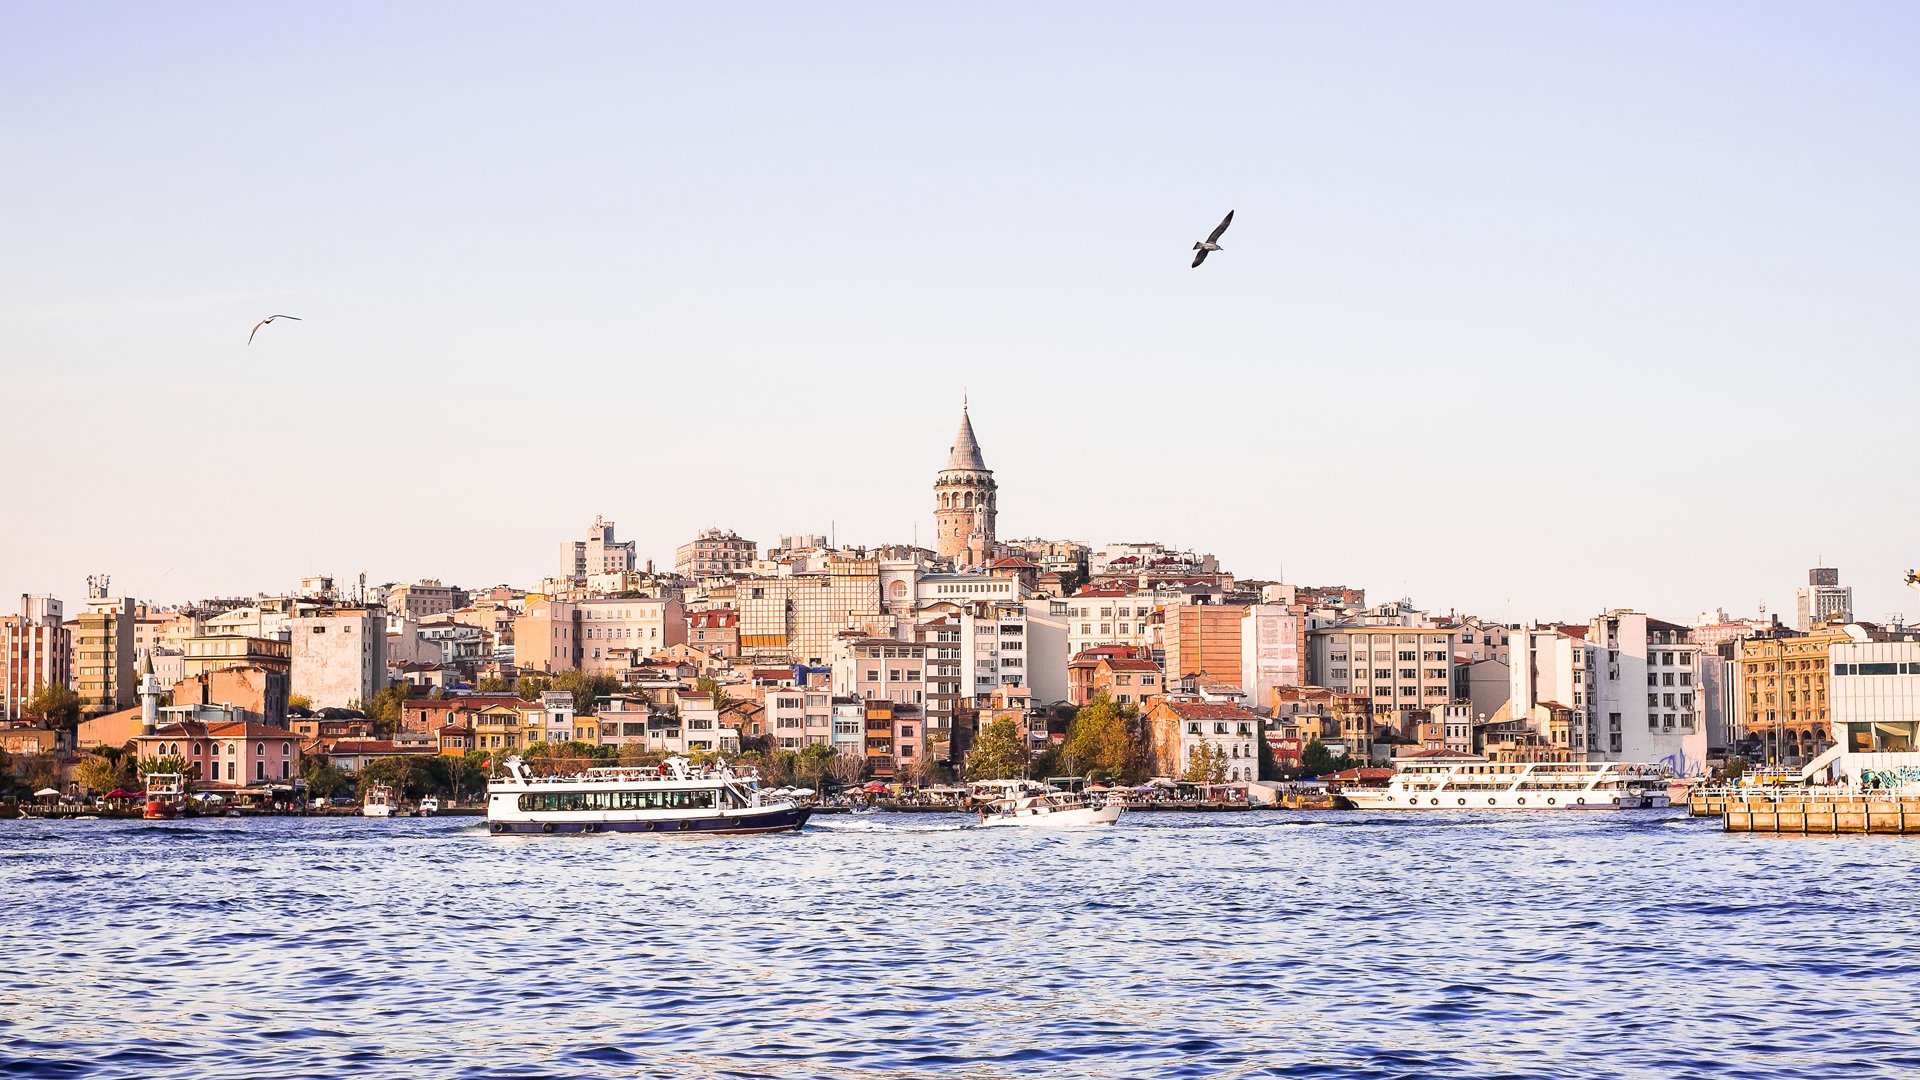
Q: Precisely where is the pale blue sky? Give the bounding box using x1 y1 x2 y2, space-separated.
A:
4 3 1917 624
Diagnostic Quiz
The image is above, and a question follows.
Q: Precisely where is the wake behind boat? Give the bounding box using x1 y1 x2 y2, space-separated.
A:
486 755 809 835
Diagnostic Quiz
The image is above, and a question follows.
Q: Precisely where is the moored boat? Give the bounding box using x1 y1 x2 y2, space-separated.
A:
485 755 809 835
362 784 395 818
143 772 184 820
417 795 439 817
1339 759 1673 811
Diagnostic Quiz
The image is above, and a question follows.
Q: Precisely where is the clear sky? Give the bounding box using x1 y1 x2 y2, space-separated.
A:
4 2 1917 625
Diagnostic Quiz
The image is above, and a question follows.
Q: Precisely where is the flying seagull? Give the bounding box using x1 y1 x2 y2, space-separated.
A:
1190 210 1234 268
248 314 302 345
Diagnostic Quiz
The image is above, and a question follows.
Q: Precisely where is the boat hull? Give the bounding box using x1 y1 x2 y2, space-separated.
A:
488 804 812 836
1343 789 1649 810
978 804 1124 827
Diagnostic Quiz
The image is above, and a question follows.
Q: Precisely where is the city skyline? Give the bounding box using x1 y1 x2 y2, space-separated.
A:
3 397 1907 629
5 4 1918 621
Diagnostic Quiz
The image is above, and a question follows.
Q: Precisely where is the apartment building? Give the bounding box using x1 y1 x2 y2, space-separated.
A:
675 528 757 578
289 608 389 710
72 591 137 716
1064 589 1160 659
1587 611 1705 774
1307 624 1461 720
2 595 69 721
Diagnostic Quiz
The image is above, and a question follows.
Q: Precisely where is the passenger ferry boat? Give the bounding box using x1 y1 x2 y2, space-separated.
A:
361 783 395 818
1339 760 1672 811
485 755 810 835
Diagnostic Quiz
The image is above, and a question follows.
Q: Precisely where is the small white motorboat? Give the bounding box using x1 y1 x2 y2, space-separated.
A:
417 796 440 817
362 784 395 818
977 789 1123 828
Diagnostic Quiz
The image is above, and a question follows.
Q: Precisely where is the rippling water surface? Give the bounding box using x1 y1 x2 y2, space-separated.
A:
4 810 1919 1079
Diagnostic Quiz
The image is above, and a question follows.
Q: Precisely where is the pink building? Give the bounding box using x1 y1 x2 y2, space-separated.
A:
134 715 303 789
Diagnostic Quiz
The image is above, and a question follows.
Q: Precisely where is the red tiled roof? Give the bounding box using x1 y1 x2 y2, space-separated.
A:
1102 658 1160 672
689 610 738 628
752 669 795 680
1158 701 1258 720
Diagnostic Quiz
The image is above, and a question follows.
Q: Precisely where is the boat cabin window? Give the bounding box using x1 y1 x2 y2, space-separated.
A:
518 789 719 812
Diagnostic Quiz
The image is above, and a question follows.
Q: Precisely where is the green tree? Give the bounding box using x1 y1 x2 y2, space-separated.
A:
1061 695 1147 782
138 754 201 782
0 745 13 782
517 675 551 702
1297 738 1356 777
1184 743 1227 783
695 677 734 711
964 717 1030 781
288 693 314 711
359 684 413 736
76 753 135 795
1256 733 1281 781
797 742 838 786
357 755 448 800
22 684 83 728
474 676 509 694
299 756 354 799
539 670 620 715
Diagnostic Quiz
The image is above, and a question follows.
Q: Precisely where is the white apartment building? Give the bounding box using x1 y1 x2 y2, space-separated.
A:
766 687 834 749
1796 566 1853 630
1064 590 1160 659
1308 625 1460 718
290 608 388 710
952 599 1071 705
524 691 580 745
1588 611 1705 774
1508 624 1595 754
1239 603 1305 707
675 528 757 579
3 595 69 722
576 597 687 674
562 516 638 579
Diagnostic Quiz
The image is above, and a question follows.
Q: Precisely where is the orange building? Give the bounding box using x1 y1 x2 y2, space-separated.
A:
1162 605 1247 686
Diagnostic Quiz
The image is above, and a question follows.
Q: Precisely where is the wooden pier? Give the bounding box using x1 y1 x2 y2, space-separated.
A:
1722 793 1920 834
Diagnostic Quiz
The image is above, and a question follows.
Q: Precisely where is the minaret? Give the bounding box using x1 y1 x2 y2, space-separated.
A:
137 649 160 736
933 399 997 568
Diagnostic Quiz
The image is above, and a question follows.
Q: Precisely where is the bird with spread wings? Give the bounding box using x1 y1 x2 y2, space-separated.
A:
1191 210 1234 268
248 314 302 345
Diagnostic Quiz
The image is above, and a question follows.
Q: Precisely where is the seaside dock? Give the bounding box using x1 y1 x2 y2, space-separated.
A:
1722 792 1920 834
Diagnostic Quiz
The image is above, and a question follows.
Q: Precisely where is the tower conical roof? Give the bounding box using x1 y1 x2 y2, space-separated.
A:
946 406 987 471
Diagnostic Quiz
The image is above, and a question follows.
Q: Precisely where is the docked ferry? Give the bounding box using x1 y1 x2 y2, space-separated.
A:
1339 759 1672 811
486 755 810 835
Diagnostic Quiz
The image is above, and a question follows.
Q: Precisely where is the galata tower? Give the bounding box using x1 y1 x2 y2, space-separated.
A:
933 401 997 568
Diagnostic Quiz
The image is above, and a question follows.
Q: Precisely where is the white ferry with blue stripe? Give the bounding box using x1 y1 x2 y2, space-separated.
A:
486 755 810 835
